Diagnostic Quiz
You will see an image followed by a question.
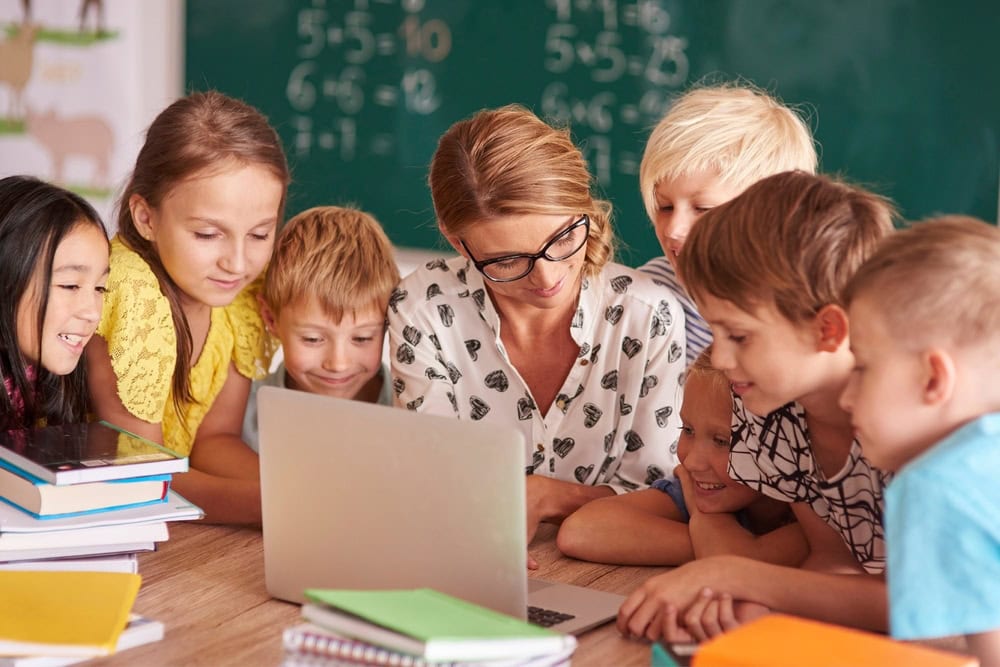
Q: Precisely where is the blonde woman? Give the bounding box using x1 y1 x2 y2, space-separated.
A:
388 105 687 550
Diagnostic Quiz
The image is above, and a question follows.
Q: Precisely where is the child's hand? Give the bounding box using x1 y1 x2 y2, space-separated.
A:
617 561 722 640
673 463 702 518
679 590 771 642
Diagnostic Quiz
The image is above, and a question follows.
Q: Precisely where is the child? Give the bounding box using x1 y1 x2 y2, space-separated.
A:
557 348 807 567
0 175 109 429
839 216 1000 667
638 82 817 364
85 91 289 525
618 171 895 643
242 205 400 452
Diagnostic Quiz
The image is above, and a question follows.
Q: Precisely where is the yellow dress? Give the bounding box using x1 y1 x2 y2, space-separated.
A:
96 237 275 456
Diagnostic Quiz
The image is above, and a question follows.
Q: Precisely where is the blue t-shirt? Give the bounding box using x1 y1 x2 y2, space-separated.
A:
652 475 690 521
888 412 1000 639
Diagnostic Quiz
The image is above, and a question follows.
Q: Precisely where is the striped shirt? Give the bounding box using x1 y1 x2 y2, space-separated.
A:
639 256 712 365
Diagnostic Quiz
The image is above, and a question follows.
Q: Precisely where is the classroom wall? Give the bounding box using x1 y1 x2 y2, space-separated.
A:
5 2 994 261
185 0 1000 266
0 0 184 229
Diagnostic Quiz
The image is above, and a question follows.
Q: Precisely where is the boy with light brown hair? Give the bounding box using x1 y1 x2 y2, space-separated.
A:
840 216 1000 667
639 82 817 364
618 170 896 643
242 205 400 451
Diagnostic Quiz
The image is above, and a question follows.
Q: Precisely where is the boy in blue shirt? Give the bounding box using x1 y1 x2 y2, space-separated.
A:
840 216 1000 666
242 206 400 451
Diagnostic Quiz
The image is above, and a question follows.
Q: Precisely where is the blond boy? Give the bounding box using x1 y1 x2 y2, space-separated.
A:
242 206 400 451
556 84 817 564
639 83 817 364
840 216 1000 666
619 171 896 642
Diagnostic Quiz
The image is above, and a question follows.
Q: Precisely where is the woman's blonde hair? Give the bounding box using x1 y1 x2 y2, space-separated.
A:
429 104 614 276
639 82 817 223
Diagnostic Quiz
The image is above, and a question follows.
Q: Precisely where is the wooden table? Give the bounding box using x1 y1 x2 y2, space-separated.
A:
93 521 669 666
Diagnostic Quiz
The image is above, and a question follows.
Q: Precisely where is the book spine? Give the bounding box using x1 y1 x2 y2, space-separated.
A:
283 628 442 667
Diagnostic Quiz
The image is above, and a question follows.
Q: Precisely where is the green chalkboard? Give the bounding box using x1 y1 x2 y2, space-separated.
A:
186 0 1000 266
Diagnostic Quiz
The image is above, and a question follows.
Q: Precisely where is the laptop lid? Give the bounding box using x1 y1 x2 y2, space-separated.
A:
258 386 528 615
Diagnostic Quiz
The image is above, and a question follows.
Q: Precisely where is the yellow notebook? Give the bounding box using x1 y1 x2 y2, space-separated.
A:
0 571 141 657
693 614 978 667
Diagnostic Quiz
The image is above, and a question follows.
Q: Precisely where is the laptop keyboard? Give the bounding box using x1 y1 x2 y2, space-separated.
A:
527 605 576 627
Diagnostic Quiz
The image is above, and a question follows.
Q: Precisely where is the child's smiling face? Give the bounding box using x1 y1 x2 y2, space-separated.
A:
15 222 109 376
271 297 386 403
133 162 282 312
698 293 824 418
676 370 758 514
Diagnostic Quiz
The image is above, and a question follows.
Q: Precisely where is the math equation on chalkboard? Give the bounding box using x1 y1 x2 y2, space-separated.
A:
284 0 689 187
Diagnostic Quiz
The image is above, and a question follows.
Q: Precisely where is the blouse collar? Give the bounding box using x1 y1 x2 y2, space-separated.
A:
462 258 601 347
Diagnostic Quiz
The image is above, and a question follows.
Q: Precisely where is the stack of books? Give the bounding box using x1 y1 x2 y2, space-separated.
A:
0 421 202 572
281 588 577 667
0 570 164 666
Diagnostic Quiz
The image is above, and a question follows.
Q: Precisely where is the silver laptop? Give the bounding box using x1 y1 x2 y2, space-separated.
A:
257 386 624 635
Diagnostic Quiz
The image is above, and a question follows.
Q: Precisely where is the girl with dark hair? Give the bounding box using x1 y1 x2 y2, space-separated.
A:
0 175 109 429
85 91 289 525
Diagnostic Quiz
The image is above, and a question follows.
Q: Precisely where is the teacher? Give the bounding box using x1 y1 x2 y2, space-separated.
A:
388 105 686 542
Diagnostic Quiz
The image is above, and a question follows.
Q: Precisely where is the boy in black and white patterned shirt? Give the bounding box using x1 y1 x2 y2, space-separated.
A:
619 171 897 643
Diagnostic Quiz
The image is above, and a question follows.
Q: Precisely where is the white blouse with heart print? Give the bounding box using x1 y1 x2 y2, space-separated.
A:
387 256 687 494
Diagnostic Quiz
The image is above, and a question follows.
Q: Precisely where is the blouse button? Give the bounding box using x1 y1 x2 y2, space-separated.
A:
580 359 589 366
555 399 566 410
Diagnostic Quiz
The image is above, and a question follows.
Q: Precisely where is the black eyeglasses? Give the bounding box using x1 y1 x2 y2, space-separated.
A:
460 215 590 283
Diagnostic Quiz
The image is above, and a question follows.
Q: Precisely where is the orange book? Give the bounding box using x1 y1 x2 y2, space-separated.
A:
692 614 978 667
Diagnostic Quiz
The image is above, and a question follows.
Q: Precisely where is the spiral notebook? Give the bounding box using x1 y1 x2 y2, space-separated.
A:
257 387 624 636
282 622 574 667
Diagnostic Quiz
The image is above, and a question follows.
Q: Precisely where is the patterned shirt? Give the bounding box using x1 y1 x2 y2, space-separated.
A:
387 257 687 494
639 256 712 366
727 396 891 573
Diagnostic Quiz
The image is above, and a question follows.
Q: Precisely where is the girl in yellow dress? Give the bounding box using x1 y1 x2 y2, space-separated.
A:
85 91 289 525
